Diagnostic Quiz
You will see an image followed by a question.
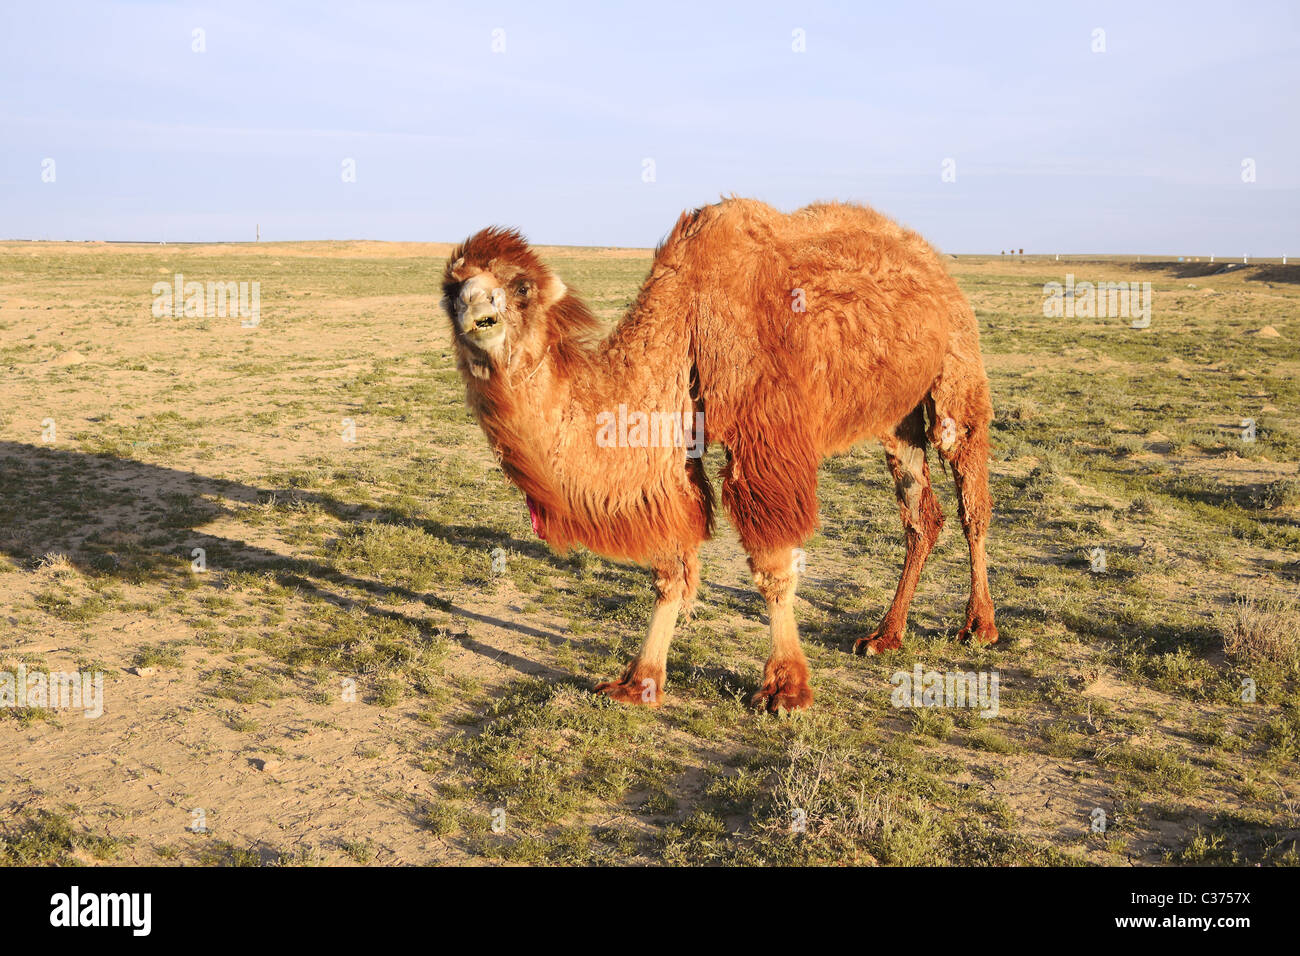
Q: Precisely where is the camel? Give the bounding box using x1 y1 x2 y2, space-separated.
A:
440 198 997 713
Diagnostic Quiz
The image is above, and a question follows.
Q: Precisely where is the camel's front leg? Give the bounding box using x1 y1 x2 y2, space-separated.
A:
748 547 813 714
595 553 692 707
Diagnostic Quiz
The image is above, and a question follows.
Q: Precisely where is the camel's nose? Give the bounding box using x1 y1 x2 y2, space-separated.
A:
456 279 503 333
458 284 488 308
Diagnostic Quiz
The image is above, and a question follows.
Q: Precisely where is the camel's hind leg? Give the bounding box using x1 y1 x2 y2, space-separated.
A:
595 546 698 707
930 376 999 645
747 545 813 714
854 406 945 655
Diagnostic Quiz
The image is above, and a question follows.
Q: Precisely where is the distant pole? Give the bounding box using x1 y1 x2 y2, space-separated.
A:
256 224 260 242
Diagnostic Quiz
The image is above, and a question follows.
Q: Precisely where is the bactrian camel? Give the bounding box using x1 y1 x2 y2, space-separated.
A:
440 198 997 713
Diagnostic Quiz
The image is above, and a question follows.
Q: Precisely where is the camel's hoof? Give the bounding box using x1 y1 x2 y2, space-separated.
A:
749 662 813 715
594 668 665 707
957 617 999 646
853 629 903 656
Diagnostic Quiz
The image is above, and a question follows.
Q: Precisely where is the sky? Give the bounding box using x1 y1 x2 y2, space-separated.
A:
1 0 1297 254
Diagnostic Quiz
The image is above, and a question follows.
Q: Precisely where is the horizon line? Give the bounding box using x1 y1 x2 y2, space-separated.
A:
0 238 1291 262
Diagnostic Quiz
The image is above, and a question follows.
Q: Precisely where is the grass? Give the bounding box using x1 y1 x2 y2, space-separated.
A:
1226 589 1300 673
0 811 128 865
0 243 1298 865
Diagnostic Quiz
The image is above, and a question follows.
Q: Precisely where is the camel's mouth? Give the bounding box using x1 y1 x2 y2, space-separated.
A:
458 311 506 350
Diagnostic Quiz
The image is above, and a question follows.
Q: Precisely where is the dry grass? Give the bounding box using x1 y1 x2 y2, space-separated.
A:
1226 589 1300 671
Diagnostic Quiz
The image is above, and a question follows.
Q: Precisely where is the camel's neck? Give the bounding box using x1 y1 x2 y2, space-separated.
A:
466 275 698 548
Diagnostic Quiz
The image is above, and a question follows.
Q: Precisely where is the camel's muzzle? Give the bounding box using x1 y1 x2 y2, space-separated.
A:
455 281 508 344
460 306 499 333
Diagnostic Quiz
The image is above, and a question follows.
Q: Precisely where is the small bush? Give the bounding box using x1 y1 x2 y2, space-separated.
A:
1225 590 1300 671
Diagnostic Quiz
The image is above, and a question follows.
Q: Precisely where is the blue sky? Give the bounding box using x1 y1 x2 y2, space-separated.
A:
1 0 1296 253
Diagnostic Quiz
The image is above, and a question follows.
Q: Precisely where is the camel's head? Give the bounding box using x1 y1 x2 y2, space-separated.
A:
440 227 568 372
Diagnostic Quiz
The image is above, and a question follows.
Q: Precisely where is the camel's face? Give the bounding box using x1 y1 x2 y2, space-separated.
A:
444 271 513 353
440 228 566 373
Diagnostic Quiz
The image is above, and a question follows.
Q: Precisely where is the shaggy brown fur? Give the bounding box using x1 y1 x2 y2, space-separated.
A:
441 198 997 712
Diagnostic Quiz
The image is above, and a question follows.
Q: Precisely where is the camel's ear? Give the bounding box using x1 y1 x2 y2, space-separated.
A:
541 273 567 307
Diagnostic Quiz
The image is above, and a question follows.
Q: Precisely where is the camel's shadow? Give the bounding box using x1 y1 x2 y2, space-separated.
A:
0 440 589 681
